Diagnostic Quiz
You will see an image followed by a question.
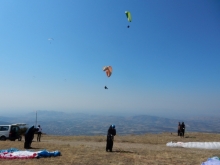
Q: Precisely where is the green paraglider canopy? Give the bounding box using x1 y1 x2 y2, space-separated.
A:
125 11 132 22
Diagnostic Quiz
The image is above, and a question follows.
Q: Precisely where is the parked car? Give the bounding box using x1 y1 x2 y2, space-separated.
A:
0 123 26 141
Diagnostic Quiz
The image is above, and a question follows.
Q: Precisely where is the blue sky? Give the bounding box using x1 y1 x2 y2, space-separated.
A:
0 0 219 118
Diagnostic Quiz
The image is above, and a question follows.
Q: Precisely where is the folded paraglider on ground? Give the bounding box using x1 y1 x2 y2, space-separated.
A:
201 157 220 165
0 148 61 159
166 142 220 150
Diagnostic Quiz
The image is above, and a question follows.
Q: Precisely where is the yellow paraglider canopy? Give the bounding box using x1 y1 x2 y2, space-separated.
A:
125 11 132 22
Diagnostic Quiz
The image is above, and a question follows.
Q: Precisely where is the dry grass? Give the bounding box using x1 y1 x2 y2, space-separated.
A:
1 132 220 165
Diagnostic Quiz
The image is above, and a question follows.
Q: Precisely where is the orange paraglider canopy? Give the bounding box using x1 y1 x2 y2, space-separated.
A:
103 66 112 77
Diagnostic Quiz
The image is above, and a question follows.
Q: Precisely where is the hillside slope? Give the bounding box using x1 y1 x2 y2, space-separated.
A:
1 132 220 164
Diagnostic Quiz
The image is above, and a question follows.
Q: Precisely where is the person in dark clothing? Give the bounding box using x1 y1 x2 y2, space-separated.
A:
106 125 116 152
181 122 185 137
24 125 36 149
177 122 181 136
179 123 183 137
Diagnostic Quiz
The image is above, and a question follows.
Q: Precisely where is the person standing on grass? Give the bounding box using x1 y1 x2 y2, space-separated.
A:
106 125 116 152
24 125 36 149
181 122 185 137
37 125 42 142
177 122 181 136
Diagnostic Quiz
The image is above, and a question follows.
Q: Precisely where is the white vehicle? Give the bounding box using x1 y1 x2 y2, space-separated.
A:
0 123 26 141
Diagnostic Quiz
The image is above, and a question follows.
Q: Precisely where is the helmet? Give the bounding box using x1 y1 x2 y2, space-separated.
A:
112 125 115 129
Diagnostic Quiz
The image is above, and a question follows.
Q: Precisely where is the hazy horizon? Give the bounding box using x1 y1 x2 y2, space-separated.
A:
1 109 219 120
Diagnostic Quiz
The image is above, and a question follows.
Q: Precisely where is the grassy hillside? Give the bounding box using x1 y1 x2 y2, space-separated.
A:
1 132 220 165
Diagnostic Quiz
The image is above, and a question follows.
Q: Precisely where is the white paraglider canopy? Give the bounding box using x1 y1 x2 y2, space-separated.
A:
166 141 220 150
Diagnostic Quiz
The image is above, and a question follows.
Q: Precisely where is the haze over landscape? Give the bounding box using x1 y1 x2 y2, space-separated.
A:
0 1 220 120
1 110 220 136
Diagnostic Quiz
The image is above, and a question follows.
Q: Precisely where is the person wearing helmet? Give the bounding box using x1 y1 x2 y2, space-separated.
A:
106 125 116 152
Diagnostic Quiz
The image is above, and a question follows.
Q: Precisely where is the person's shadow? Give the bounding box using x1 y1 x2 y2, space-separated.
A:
112 150 135 153
25 147 42 150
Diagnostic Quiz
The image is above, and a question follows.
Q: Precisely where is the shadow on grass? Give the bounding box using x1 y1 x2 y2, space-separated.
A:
113 150 135 153
185 136 196 138
25 147 42 150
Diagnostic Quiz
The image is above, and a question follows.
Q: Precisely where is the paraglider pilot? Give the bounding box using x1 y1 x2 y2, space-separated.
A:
24 125 37 149
181 122 185 137
103 66 112 90
106 125 116 152
37 125 42 142
125 11 131 28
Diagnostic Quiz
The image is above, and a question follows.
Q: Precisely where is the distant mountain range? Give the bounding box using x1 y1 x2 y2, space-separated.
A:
0 110 219 136
0 121 11 125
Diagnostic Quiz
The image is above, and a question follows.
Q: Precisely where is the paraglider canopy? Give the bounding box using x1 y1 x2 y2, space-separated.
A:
48 38 54 44
103 66 112 89
103 66 112 77
125 11 132 28
125 11 132 22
